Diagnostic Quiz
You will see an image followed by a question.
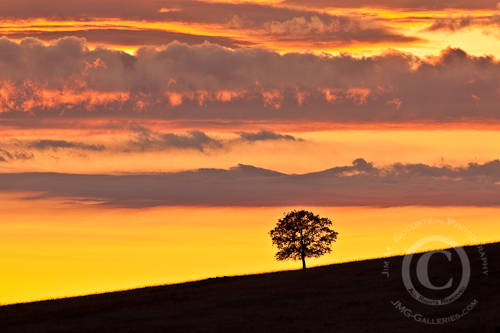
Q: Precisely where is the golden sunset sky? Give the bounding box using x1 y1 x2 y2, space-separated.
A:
1 0 500 304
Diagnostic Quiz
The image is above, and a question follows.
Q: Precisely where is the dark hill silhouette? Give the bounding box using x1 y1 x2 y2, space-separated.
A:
1 242 499 333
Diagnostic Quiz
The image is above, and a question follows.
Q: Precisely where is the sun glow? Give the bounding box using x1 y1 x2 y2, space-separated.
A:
1 0 500 308
1 198 499 305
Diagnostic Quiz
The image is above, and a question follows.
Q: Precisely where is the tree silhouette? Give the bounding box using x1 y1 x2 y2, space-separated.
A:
269 210 338 270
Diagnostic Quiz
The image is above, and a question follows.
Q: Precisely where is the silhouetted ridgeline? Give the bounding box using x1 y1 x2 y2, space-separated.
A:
1 242 499 332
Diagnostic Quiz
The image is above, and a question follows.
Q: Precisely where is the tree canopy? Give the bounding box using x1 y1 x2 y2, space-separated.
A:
269 210 338 269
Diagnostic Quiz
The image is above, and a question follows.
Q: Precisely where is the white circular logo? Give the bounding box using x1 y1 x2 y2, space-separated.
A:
401 236 471 306
382 219 488 325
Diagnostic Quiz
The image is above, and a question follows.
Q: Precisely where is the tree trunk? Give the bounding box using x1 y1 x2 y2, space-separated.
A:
299 230 306 270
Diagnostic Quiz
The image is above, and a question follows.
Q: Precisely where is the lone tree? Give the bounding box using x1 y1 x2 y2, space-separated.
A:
269 210 338 270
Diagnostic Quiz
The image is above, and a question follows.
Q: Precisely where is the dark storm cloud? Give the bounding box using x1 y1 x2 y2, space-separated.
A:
1 37 500 124
1 159 500 207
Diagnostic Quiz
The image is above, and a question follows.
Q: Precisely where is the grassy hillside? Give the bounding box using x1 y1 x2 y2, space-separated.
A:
1 242 499 333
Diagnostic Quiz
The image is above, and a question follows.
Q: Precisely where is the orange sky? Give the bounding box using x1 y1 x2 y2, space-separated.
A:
0 1 499 56
1 0 500 305
1 199 499 305
1 129 500 174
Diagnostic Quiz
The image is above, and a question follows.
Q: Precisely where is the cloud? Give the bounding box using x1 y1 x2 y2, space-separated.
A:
425 16 475 32
1 159 500 207
0 129 304 160
0 139 103 162
0 0 406 27
424 15 500 32
127 126 223 152
1 29 253 49
258 15 419 45
0 38 500 125
29 140 105 151
0 0 169 20
125 127 302 151
283 0 500 10
0 0 494 24
238 130 301 142
0 0 419 48
0 148 34 162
